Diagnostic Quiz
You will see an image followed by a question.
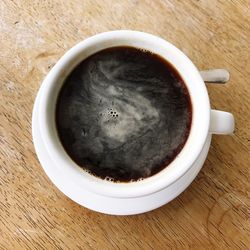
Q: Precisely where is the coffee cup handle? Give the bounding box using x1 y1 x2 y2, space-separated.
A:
210 110 235 134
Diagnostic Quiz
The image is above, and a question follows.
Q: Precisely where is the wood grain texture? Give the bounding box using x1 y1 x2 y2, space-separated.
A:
0 0 249 249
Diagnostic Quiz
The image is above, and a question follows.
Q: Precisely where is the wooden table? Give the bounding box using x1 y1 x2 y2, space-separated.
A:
1 0 249 249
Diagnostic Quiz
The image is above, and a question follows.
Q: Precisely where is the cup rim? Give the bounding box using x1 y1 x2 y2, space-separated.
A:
38 30 210 198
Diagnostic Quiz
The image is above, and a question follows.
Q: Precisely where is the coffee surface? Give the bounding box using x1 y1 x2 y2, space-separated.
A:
56 47 192 182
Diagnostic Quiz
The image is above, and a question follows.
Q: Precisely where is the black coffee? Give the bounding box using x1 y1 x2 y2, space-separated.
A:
56 46 192 182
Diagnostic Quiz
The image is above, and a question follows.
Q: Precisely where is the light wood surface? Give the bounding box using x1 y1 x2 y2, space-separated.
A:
0 0 249 249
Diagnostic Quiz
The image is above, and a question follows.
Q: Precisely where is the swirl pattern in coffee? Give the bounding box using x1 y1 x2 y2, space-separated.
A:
56 47 192 182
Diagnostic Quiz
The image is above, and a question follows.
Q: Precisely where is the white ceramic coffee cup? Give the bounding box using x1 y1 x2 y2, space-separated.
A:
37 30 234 200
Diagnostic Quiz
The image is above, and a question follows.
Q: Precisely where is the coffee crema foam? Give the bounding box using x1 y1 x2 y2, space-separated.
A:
56 47 192 182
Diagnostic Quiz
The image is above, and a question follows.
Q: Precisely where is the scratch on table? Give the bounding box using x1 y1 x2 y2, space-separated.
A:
5 81 16 92
15 228 42 235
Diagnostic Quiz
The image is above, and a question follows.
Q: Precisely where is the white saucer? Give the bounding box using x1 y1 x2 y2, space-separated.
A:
32 87 212 215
